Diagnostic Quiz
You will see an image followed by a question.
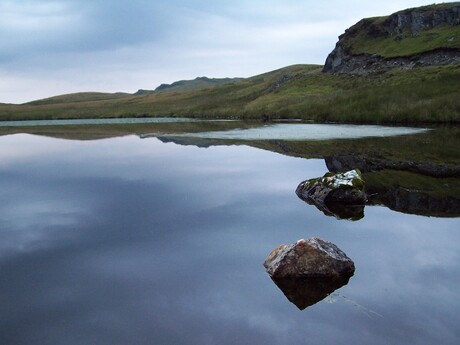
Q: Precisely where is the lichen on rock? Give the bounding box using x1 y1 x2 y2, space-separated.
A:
296 169 366 220
296 169 366 205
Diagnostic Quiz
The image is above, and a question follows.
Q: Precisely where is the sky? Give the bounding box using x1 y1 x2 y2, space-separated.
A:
0 0 441 104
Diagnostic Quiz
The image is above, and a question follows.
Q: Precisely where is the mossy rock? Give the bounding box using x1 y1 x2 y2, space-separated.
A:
296 169 367 218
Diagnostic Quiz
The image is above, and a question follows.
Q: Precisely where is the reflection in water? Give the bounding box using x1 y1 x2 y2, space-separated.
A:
0 127 459 344
298 179 460 219
297 157 460 219
295 170 366 221
154 131 460 219
270 275 353 310
170 124 429 141
0 117 202 127
297 193 365 221
366 182 460 218
325 155 460 217
297 177 460 219
325 155 460 179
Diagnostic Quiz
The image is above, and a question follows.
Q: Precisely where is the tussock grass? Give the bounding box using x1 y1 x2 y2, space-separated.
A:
0 64 459 124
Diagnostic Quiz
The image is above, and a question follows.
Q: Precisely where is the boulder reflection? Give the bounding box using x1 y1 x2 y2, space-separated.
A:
264 238 355 310
295 169 366 221
270 275 353 310
297 158 460 219
297 193 365 221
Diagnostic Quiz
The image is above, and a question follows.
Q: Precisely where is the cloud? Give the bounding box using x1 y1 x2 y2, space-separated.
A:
0 0 439 103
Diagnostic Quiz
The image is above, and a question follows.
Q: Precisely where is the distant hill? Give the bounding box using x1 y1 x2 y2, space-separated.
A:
324 2 460 73
27 92 131 105
134 76 243 95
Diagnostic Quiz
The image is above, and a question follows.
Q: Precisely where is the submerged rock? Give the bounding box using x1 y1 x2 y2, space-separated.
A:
296 170 367 219
264 238 355 310
264 237 355 278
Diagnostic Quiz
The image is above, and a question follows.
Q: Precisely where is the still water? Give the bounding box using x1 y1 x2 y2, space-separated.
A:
173 123 429 140
0 128 459 344
0 117 202 127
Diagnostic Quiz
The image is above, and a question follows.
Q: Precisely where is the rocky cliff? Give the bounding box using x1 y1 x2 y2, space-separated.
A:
324 3 460 73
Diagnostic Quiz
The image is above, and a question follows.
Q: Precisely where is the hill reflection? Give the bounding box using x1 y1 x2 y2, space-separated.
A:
1 122 458 218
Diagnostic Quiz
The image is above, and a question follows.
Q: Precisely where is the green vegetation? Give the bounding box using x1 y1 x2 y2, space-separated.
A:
364 169 460 199
151 77 244 94
27 92 131 105
0 63 459 124
2 120 458 167
0 120 259 141
1 3 459 124
2 120 457 217
344 22 460 58
243 126 460 168
341 2 460 58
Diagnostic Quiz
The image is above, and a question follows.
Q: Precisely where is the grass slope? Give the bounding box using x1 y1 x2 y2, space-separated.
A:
26 92 131 106
341 2 460 58
152 77 244 93
1 3 459 124
346 23 460 57
1 63 459 123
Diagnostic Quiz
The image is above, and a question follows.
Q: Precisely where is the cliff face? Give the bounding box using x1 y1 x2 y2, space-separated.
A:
324 3 460 73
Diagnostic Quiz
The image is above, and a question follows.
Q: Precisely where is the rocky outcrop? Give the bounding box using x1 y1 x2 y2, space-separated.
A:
324 48 460 74
268 74 295 92
264 238 355 278
381 5 460 36
325 156 460 217
264 238 354 310
323 3 460 73
296 170 367 206
296 170 366 220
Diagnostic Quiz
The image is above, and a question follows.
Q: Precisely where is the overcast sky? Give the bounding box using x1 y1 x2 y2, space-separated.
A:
0 0 440 103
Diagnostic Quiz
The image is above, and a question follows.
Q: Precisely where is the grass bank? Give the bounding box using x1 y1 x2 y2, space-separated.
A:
0 64 459 124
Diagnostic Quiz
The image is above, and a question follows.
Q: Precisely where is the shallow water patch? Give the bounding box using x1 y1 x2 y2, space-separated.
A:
174 124 430 141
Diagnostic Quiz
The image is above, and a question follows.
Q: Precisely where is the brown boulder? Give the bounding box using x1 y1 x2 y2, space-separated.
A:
264 237 355 310
264 237 355 278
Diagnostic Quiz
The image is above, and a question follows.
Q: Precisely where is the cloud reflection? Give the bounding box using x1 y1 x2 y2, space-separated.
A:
0 134 459 344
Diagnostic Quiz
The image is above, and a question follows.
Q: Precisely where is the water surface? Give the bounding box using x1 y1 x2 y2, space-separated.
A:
0 117 203 127
0 130 458 345
173 123 429 140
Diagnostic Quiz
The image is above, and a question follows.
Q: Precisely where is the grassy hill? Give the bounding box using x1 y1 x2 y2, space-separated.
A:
0 63 458 124
0 3 459 124
341 3 460 58
26 92 131 106
152 77 243 93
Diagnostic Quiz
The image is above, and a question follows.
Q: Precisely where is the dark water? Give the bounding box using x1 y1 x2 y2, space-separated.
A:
0 131 459 345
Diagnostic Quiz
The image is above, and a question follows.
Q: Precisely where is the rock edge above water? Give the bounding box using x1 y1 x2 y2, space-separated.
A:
264 237 355 278
296 169 367 206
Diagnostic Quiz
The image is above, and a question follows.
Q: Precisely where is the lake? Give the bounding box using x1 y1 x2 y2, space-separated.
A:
0 121 459 344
